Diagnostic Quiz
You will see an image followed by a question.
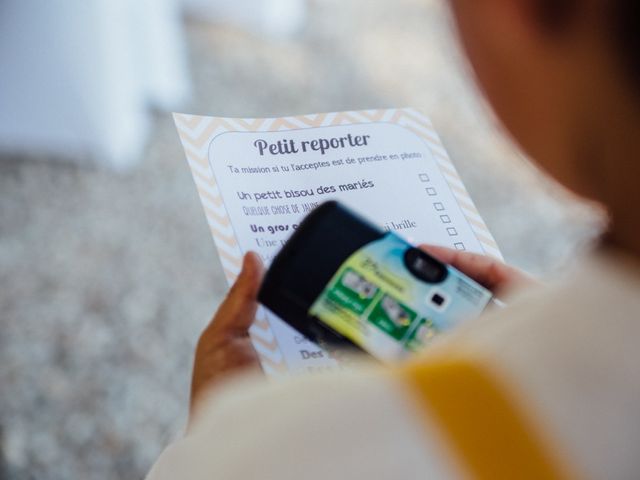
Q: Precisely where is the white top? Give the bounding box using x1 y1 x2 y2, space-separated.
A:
147 251 640 479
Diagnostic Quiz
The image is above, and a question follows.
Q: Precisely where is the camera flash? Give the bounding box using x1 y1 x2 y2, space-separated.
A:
427 288 450 312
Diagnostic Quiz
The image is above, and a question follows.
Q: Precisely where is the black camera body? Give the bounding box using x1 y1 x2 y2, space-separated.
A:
258 201 492 360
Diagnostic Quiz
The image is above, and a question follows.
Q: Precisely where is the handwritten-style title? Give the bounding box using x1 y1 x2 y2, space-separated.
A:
253 133 371 156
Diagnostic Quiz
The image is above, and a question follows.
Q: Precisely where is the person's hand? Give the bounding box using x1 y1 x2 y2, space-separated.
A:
419 245 535 297
190 252 264 421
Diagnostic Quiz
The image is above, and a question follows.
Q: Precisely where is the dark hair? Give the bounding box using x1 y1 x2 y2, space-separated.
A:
537 0 640 91
610 0 640 90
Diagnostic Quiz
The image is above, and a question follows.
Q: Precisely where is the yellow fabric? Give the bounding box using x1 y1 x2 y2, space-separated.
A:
402 359 571 480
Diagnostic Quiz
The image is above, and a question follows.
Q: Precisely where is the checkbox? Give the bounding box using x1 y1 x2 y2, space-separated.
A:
426 187 437 196
440 215 451 224
446 227 458 236
454 242 466 250
433 202 445 211
418 173 430 182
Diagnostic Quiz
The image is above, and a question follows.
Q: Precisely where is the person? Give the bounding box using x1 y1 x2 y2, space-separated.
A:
147 0 640 478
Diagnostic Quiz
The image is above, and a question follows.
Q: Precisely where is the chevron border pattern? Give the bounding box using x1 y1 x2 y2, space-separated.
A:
173 108 501 374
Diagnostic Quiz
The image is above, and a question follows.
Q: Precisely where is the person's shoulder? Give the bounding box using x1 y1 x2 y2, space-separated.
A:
148 367 456 480
148 251 640 480
447 249 640 361
428 249 640 480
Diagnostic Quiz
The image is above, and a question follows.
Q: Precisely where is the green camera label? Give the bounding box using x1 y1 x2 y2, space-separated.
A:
309 232 491 361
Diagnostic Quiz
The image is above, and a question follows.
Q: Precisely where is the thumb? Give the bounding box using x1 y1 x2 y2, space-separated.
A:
213 251 265 334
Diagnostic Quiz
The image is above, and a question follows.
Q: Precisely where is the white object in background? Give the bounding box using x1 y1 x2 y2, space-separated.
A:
134 0 190 112
182 0 307 37
0 0 189 170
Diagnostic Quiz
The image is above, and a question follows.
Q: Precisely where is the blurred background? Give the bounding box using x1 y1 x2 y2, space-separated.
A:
0 0 602 478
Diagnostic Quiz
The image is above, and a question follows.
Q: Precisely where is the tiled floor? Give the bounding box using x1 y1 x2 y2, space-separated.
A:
0 1 600 478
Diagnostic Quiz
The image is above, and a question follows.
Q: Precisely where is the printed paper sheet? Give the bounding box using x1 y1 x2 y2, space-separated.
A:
174 108 501 375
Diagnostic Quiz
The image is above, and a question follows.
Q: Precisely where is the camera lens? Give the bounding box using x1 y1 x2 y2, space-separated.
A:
403 247 447 283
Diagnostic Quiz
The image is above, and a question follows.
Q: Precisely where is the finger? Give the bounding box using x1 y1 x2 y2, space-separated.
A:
418 244 459 264
219 338 261 370
211 251 265 333
189 338 261 427
418 244 519 291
